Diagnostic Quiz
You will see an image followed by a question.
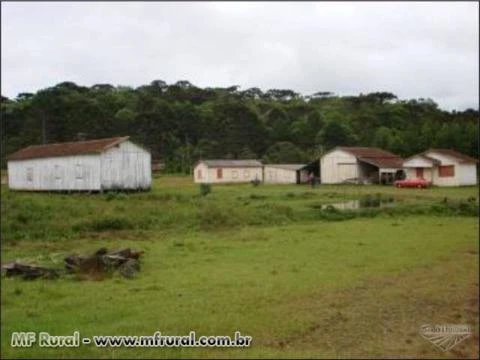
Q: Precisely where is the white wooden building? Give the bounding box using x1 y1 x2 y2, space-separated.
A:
194 160 263 183
320 147 404 184
263 164 308 184
403 149 478 186
7 136 151 191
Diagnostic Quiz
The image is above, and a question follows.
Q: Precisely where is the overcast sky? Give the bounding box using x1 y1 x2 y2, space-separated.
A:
1 1 478 110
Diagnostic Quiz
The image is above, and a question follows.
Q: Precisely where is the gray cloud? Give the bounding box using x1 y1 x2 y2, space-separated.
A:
1 1 478 110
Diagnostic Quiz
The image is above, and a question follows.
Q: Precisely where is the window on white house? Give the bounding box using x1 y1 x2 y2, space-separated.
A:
26 168 33 182
243 170 250 178
439 165 455 177
232 170 238 179
75 164 84 179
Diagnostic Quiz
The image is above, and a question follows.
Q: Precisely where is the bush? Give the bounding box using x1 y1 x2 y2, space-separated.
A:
317 206 356 221
74 217 135 232
197 203 240 229
199 184 211 196
249 194 267 200
359 194 381 208
105 192 128 201
251 178 261 187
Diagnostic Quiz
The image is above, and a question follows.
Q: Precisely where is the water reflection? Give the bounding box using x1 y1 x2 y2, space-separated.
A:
319 196 396 210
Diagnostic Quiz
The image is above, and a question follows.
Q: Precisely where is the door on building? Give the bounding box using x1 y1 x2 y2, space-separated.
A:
217 168 223 179
416 168 424 179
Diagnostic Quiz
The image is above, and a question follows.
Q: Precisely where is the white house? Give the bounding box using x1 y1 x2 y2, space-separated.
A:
194 160 263 183
320 147 404 184
7 136 151 191
263 164 308 184
403 149 478 186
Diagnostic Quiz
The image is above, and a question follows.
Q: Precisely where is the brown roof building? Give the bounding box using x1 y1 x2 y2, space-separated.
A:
321 146 404 184
7 136 151 191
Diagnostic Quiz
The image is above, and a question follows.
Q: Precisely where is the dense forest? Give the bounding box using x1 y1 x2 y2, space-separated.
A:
1 80 478 172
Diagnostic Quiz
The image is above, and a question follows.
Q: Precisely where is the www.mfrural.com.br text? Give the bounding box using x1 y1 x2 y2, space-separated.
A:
11 331 252 348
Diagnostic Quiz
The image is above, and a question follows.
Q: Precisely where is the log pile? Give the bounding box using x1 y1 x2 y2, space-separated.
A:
2 248 144 280
64 248 144 279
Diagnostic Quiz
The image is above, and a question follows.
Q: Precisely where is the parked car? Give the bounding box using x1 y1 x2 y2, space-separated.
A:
394 178 432 188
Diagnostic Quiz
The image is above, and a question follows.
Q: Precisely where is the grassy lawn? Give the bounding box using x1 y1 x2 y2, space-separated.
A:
1 177 478 358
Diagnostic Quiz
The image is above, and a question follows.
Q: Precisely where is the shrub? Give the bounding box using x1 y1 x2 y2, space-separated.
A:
199 184 211 196
251 178 261 187
105 192 128 201
249 194 267 200
359 194 381 208
74 217 135 232
197 203 240 229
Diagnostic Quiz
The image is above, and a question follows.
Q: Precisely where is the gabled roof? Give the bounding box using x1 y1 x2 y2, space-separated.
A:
403 154 441 166
264 164 306 171
199 159 263 168
425 149 479 164
334 147 404 169
336 146 399 158
7 137 130 161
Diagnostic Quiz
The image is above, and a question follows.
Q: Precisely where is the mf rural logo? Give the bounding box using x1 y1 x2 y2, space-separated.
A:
420 324 471 351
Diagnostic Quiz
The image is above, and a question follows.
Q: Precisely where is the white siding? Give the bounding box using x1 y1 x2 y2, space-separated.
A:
264 167 298 184
100 140 151 190
320 150 358 184
458 164 477 186
193 162 262 183
405 168 434 182
193 163 209 183
7 155 101 191
425 152 460 187
7 140 151 191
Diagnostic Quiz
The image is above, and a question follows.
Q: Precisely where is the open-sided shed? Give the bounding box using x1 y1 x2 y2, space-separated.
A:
320 147 404 184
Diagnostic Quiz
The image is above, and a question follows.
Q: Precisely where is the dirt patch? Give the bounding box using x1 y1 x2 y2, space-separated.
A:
260 249 479 358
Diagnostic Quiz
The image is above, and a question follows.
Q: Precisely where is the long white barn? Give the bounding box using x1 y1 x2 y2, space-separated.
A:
7 136 151 191
194 160 263 183
263 164 308 184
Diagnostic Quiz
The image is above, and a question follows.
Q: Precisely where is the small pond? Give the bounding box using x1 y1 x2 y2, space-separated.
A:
315 196 396 210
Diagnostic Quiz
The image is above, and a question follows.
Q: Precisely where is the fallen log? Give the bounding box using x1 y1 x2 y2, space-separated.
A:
2 262 59 280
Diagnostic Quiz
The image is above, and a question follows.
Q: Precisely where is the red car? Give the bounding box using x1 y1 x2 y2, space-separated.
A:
394 178 432 188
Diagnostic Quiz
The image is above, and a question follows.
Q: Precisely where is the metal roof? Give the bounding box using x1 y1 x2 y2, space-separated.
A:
335 147 404 169
425 149 479 164
358 157 404 169
336 146 400 158
403 154 441 166
199 159 263 168
264 164 306 171
7 137 130 161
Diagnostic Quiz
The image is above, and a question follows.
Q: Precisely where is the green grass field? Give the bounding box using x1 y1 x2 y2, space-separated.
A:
1 177 478 358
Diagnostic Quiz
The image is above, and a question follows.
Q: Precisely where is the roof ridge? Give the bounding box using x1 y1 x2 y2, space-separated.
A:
28 136 129 148
7 136 132 161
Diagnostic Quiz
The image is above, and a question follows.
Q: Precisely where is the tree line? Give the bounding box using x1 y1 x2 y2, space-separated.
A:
1 80 478 172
